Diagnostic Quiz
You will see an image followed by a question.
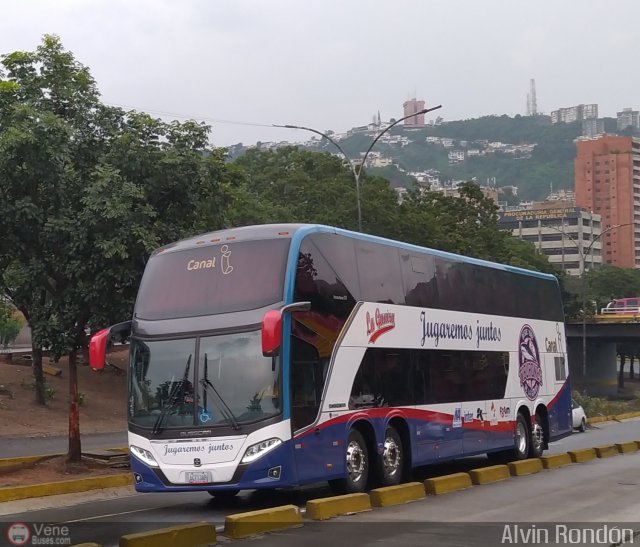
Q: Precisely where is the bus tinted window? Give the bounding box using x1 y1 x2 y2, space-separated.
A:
349 348 509 408
356 241 405 304
135 239 290 320
308 233 360 300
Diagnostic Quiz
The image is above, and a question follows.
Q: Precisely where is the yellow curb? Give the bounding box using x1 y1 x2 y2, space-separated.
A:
0 473 133 502
613 411 640 421
635 440 640 449
370 482 426 507
540 453 572 469
568 448 596 463
508 458 543 476
120 522 216 547
469 464 510 485
425 472 472 495
616 441 639 454
594 445 618 458
224 505 303 539
587 416 609 424
306 493 371 521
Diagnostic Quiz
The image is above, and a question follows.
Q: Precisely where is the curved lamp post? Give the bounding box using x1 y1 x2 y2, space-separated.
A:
274 105 442 232
546 222 632 378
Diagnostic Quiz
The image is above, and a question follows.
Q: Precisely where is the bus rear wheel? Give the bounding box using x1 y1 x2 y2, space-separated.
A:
329 429 369 494
377 425 404 487
513 412 530 460
529 413 545 458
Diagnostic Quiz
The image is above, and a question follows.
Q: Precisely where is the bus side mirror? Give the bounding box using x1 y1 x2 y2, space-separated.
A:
89 328 110 370
262 310 282 357
88 321 132 370
261 301 311 357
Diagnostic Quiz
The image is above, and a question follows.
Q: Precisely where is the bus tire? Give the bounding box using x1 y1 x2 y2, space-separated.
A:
512 412 530 460
529 413 545 458
377 425 404 487
329 428 369 494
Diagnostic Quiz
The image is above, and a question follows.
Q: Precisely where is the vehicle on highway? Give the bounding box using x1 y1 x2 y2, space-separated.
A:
572 398 587 432
600 297 640 315
89 224 572 495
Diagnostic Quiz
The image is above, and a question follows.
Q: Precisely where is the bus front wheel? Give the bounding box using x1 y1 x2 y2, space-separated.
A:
329 429 369 494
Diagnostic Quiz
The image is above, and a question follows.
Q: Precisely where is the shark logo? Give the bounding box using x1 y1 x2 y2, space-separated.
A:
518 324 543 400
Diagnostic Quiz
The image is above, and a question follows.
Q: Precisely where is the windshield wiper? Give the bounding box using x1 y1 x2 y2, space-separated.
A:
153 354 192 435
201 353 241 431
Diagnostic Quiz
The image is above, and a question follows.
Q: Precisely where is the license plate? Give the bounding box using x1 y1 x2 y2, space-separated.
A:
186 471 211 484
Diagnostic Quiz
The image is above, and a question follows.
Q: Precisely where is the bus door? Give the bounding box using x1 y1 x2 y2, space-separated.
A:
290 335 330 484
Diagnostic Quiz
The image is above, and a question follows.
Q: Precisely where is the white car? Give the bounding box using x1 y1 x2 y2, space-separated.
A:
572 399 587 432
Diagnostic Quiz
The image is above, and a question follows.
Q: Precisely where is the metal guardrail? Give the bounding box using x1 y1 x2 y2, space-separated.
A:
599 306 640 315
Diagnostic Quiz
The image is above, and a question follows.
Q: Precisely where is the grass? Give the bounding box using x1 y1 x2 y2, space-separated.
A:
573 389 640 417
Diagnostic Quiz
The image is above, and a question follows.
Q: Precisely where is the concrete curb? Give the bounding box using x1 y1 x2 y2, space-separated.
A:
507 458 543 476
0 473 132 502
594 445 618 458
224 505 303 539
469 464 510 485
370 482 426 507
568 448 597 463
424 472 472 495
587 410 640 424
616 441 639 453
540 453 572 469
119 522 216 547
306 493 371 521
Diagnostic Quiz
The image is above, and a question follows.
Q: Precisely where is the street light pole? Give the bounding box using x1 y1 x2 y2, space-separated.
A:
546 222 631 379
274 105 442 232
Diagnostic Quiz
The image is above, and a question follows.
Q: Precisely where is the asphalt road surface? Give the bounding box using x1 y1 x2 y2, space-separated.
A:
0 418 638 547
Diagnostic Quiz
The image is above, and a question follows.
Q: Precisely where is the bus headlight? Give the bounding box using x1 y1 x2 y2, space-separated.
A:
130 445 159 467
241 438 282 464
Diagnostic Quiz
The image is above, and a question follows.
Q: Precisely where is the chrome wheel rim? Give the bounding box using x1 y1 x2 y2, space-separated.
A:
532 421 544 452
383 436 401 477
346 440 366 484
515 420 528 455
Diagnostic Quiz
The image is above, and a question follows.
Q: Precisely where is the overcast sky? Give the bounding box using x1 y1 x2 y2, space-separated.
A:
2 1 638 147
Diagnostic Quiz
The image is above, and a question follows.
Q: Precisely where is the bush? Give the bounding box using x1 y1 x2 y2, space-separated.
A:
573 390 640 417
0 300 24 348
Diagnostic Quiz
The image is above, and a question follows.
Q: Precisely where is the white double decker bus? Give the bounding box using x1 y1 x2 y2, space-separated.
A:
89 224 572 496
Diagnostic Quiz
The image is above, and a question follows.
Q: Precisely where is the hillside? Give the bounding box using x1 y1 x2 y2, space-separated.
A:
302 114 635 202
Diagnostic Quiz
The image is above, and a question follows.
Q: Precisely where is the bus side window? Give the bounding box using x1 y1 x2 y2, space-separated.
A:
290 335 324 432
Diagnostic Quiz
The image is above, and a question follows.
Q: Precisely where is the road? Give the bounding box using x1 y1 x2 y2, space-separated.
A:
0 418 638 547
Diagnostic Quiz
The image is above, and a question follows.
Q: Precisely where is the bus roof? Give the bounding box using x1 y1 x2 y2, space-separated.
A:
154 223 557 282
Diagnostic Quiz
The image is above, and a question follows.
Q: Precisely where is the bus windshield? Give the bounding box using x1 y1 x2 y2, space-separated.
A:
135 239 290 320
129 330 280 429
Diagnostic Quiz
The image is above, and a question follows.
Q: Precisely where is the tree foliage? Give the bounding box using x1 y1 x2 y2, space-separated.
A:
0 36 235 460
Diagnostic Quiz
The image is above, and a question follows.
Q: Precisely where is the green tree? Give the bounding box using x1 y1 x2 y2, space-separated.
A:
231 146 400 235
0 36 235 461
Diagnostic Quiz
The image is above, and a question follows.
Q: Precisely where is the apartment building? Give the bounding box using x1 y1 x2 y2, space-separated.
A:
574 135 640 268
